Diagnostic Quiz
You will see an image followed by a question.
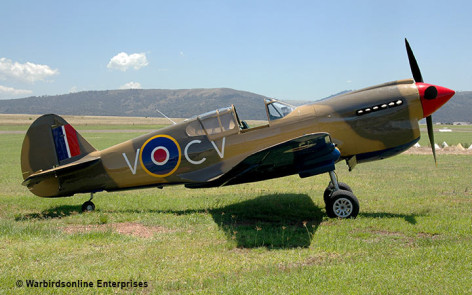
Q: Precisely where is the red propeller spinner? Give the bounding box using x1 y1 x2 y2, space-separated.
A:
416 82 455 118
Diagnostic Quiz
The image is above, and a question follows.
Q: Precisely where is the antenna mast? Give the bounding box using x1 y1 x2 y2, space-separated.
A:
155 107 176 125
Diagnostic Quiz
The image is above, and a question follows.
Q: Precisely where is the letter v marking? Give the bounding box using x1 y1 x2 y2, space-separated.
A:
210 137 225 159
123 149 140 175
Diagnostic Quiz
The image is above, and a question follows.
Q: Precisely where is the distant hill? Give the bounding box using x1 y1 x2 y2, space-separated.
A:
0 88 469 122
432 91 472 124
0 88 270 121
319 90 353 101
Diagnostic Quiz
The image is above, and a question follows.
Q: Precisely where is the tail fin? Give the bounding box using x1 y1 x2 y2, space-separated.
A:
21 114 97 181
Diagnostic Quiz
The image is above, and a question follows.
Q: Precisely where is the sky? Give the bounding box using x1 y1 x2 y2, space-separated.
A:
1 0 471 101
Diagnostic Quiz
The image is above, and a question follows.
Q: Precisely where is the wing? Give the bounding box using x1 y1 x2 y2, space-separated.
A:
186 133 340 188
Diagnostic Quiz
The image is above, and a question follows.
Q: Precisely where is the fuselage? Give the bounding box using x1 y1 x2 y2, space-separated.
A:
89 79 430 192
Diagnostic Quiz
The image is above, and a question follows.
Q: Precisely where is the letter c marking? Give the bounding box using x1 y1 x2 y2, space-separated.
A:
184 140 206 165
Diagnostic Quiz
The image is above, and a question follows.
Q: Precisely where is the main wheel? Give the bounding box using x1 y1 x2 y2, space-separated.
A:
82 201 95 212
323 182 353 203
325 190 359 219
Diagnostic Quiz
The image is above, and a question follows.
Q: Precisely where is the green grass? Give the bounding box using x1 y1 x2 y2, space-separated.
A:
0 124 167 132
76 124 167 131
418 124 472 147
1 127 472 294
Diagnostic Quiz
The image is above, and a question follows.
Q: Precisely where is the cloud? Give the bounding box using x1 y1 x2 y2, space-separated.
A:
0 58 59 82
107 52 148 71
0 85 33 98
119 81 142 89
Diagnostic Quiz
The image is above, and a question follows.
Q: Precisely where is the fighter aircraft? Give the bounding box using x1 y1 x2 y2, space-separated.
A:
20 40 455 218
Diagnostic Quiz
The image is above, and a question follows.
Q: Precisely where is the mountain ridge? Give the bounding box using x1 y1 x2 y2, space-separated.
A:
0 88 469 123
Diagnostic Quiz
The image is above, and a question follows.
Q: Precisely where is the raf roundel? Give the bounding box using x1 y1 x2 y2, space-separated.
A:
140 135 181 177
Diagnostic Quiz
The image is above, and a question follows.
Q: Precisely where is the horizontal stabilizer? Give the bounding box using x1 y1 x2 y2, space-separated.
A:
22 156 101 187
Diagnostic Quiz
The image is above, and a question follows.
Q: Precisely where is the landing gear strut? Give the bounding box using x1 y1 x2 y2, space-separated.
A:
324 171 359 219
81 192 95 212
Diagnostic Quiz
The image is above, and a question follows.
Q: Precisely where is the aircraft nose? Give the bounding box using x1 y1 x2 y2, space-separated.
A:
416 82 455 118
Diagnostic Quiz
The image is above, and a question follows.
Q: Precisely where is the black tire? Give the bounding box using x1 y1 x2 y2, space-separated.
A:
323 182 353 203
82 201 95 212
325 190 359 219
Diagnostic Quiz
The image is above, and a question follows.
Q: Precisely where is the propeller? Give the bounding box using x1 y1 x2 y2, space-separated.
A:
426 115 437 165
405 39 423 83
405 39 436 165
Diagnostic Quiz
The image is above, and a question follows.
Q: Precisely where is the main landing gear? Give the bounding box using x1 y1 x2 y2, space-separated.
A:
323 171 359 219
81 192 96 212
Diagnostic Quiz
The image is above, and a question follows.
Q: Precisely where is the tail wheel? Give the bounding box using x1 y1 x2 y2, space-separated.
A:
82 201 95 212
326 190 359 219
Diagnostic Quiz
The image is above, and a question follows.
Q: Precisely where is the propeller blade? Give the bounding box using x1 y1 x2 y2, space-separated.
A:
405 39 424 83
426 115 437 165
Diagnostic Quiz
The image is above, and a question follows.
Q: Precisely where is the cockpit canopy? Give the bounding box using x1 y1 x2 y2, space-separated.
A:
185 98 295 139
185 106 239 140
265 98 295 121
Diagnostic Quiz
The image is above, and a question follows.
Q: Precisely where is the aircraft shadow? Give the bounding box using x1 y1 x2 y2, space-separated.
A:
358 212 420 225
209 194 323 249
14 194 323 249
14 205 82 221
115 193 324 249
14 196 420 248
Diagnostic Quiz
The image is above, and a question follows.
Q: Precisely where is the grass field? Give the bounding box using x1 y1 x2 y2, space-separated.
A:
417 125 472 148
1 117 471 294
